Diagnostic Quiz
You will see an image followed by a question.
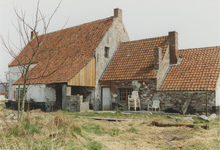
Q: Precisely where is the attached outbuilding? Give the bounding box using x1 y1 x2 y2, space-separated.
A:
100 31 220 114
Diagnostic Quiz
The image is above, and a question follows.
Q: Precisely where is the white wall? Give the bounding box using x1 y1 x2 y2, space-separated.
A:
10 84 56 103
8 64 56 102
216 73 220 106
8 64 36 100
45 86 56 102
94 16 130 110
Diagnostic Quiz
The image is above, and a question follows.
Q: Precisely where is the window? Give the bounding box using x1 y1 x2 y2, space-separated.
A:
16 88 27 100
119 88 133 102
104 47 109 58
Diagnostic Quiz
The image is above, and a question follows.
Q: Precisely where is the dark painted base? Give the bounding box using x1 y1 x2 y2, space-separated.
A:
5 100 49 112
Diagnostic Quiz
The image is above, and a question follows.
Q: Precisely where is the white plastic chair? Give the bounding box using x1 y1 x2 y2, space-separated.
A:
148 100 160 111
128 91 141 111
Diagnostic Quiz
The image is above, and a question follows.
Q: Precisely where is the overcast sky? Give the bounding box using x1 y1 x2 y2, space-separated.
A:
0 0 220 81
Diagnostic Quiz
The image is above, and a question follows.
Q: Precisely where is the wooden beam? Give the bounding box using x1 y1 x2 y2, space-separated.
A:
152 121 209 129
80 116 135 122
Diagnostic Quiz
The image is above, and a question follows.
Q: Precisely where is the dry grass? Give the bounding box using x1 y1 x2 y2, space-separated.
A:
0 106 219 150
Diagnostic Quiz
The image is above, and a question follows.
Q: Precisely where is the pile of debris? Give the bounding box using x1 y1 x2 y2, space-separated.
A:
0 114 18 123
167 113 218 122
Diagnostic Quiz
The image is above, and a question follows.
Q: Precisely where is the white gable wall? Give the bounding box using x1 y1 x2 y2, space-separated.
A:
8 64 36 101
8 64 56 103
216 73 220 106
94 16 130 110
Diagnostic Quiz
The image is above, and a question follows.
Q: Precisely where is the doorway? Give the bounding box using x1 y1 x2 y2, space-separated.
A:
102 87 111 110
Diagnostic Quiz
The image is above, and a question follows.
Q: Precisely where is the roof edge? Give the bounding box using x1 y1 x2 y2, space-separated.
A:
37 17 114 37
179 46 220 51
121 35 168 44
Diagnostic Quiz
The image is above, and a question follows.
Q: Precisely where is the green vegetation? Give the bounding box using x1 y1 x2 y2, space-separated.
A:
82 125 107 135
0 106 219 149
22 123 41 134
193 118 207 124
110 128 120 136
87 141 103 150
127 127 139 133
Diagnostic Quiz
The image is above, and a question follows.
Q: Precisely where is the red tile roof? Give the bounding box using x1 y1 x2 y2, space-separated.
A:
101 36 168 81
11 17 113 84
159 47 220 91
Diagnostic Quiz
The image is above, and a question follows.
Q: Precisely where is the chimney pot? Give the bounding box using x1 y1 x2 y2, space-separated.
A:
114 8 122 19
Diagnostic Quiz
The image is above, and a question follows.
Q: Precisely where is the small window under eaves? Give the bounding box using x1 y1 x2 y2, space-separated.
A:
104 47 109 58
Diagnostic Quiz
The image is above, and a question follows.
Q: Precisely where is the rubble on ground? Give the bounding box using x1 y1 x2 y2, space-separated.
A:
167 113 218 122
0 113 18 123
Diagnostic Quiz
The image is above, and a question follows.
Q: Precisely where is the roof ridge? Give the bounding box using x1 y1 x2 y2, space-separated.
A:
38 16 114 36
179 46 220 51
121 35 168 44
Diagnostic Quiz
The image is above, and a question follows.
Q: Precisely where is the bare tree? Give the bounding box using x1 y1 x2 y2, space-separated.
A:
0 0 74 119
0 72 9 93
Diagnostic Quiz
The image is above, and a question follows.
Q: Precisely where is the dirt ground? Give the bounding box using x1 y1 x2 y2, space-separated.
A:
0 106 219 150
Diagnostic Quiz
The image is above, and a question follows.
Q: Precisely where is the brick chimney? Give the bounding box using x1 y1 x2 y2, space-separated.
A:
168 31 179 64
114 8 122 22
154 47 162 71
30 31 38 40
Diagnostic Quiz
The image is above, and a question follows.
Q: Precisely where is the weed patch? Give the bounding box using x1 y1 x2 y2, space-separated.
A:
74 126 82 135
110 128 120 136
22 123 40 135
83 125 107 135
87 141 102 150
34 116 44 120
7 126 20 136
127 127 139 133
190 143 208 150
193 118 207 124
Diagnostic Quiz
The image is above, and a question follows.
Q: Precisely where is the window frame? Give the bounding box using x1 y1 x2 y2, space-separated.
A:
16 88 27 101
104 46 109 58
118 87 133 102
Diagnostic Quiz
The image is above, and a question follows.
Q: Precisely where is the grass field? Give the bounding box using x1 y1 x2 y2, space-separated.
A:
0 105 219 150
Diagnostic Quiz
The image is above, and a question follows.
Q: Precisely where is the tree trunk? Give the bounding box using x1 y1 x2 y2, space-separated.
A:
18 85 20 121
206 91 208 116
21 78 27 119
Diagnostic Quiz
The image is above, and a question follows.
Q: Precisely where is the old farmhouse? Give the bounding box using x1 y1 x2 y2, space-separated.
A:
8 8 220 114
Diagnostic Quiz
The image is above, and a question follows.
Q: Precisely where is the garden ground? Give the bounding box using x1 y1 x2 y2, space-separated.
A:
0 105 219 150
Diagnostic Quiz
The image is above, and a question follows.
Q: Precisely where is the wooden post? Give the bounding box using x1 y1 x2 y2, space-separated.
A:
206 91 208 116
62 84 67 110
18 85 20 120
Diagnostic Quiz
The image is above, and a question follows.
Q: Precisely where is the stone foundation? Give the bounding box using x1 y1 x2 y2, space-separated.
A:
66 94 89 112
100 80 217 114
